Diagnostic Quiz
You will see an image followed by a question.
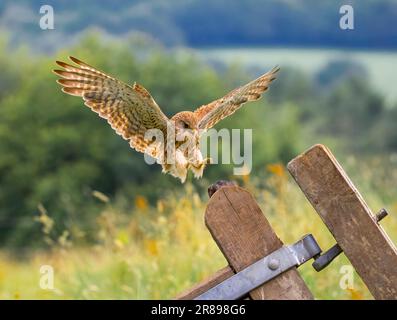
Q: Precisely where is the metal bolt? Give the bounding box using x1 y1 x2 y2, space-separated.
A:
376 208 388 222
268 258 279 270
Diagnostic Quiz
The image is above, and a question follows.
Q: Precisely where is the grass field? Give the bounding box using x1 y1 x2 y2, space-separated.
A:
0 155 396 300
195 47 397 105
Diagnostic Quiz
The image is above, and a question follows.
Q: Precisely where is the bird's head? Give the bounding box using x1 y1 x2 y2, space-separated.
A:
171 111 198 131
171 111 199 144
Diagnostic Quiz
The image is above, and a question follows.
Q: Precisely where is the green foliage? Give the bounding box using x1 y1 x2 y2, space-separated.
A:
0 32 395 247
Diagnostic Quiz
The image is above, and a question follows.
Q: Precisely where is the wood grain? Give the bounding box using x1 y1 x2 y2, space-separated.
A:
288 144 397 299
175 266 234 300
204 186 313 300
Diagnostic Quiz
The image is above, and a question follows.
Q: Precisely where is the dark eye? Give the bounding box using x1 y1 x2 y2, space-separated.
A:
183 122 189 129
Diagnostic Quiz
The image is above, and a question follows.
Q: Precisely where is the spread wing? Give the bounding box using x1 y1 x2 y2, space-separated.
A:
53 56 169 154
194 66 280 129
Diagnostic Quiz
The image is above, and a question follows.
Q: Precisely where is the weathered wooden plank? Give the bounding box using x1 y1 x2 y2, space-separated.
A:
204 186 313 300
176 266 234 300
287 144 397 299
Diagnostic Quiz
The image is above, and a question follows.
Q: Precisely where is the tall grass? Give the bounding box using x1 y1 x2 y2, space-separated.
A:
0 156 396 299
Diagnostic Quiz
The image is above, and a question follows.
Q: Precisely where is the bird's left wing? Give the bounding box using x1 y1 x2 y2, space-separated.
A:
194 66 279 129
54 56 169 154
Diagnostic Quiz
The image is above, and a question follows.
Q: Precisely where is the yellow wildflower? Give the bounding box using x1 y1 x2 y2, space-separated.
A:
347 288 363 300
135 195 148 211
266 163 286 177
145 239 159 256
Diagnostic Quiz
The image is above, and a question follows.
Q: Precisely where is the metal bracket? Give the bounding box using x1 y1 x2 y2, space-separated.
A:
312 208 388 272
195 234 321 300
195 209 389 299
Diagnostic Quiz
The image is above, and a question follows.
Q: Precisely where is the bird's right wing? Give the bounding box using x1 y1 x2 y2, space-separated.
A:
54 56 169 154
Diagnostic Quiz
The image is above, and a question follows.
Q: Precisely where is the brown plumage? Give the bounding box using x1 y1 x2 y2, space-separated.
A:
54 56 279 182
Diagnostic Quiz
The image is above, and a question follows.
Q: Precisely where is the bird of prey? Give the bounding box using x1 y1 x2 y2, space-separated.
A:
54 56 279 182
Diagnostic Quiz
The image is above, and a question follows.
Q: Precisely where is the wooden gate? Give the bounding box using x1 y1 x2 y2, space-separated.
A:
176 144 397 300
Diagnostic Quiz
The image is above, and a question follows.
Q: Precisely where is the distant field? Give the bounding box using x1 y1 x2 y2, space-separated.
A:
195 47 397 105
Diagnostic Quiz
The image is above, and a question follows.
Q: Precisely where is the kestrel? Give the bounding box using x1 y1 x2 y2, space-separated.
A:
54 56 279 182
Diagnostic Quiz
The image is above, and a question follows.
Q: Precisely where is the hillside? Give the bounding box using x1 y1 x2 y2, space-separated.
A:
1 0 397 51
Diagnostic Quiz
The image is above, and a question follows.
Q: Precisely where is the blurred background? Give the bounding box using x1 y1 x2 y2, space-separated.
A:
0 0 396 299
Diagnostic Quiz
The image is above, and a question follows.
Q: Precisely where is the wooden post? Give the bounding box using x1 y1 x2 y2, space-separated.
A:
204 186 313 299
177 185 313 300
288 144 397 299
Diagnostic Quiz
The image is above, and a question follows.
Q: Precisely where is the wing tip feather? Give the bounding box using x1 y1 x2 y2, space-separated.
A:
61 87 85 96
69 56 91 68
69 56 80 64
272 65 281 74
